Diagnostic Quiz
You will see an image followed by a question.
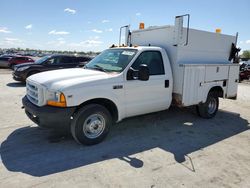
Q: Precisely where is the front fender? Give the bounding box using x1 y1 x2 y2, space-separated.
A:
63 86 125 122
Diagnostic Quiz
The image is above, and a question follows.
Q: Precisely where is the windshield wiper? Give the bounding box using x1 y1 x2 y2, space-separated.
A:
91 65 107 72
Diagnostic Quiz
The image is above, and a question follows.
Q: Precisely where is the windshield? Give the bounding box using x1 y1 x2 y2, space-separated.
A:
85 49 137 73
35 56 51 64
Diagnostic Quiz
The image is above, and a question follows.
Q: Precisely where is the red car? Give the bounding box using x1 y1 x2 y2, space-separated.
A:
239 62 250 81
8 56 34 69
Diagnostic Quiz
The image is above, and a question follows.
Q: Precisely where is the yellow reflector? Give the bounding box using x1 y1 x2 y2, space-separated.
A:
216 28 221 33
47 93 66 107
139 23 145 29
60 93 66 103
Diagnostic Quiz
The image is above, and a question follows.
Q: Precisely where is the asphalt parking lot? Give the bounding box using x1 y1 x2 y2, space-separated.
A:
0 68 249 188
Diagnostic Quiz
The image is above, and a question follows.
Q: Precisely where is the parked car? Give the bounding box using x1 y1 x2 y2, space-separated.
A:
13 54 92 82
239 62 250 81
0 55 16 68
9 56 35 69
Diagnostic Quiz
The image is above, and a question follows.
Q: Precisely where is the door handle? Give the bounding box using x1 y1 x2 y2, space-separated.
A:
165 80 169 88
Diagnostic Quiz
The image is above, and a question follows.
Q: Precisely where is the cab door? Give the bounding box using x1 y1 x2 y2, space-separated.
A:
124 50 172 117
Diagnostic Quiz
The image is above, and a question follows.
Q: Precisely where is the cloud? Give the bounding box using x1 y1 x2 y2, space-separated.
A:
64 8 76 14
48 30 69 35
25 24 32 29
92 29 103 33
69 40 103 48
46 37 103 51
240 40 250 45
106 28 113 32
83 40 103 45
102 20 110 23
47 39 65 46
0 27 11 33
47 38 66 46
3 38 23 46
0 38 25 48
0 37 24 48
136 12 141 16
89 36 100 40
87 21 92 24
4 38 22 42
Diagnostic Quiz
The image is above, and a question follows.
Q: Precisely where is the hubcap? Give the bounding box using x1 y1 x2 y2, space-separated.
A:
208 98 217 114
83 114 105 139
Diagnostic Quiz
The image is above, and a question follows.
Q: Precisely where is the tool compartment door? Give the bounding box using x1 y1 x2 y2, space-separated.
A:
226 65 239 98
182 65 205 106
205 65 229 82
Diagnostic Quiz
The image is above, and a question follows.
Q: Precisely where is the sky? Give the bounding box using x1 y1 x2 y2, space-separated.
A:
0 0 249 52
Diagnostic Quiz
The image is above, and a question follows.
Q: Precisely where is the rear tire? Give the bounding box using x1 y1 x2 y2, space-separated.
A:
197 92 219 119
71 104 112 145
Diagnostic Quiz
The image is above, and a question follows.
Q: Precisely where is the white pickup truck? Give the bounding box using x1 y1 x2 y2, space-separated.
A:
22 15 240 145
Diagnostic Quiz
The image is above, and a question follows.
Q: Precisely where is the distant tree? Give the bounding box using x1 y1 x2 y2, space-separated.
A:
242 50 250 59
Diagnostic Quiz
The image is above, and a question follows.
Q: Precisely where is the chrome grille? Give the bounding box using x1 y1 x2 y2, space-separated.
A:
26 80 44 106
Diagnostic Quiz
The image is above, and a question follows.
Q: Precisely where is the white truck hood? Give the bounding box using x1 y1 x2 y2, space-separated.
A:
28 68 113 90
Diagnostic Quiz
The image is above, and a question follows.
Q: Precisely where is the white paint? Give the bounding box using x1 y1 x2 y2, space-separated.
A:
26 18 239 122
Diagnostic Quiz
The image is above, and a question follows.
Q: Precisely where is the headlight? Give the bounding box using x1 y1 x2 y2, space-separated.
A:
47 90 67 107
17 66 30 71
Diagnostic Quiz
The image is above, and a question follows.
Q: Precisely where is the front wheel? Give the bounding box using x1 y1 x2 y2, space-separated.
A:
197 92 219 119
71 104 112 145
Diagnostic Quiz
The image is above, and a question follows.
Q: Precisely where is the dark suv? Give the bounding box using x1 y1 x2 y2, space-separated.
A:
12 54 92 82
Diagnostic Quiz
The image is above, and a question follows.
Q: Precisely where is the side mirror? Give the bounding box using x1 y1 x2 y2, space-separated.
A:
138 64 149 81
127 68 135 80
44 60 50 65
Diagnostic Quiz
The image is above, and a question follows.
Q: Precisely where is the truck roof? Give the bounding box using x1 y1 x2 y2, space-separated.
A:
111 46 163 51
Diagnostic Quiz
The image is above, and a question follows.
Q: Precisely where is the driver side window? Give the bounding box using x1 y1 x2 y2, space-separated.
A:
46 57 60 65
131 51 165 75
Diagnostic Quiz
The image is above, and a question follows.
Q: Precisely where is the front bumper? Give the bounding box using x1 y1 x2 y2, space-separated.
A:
22 96 76 131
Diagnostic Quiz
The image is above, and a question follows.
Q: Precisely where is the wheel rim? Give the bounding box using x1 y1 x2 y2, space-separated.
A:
82 114 106 139
208 98 217 114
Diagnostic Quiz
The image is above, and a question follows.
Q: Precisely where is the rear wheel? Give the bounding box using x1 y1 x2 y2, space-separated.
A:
197 92 219 119
71 104 112 145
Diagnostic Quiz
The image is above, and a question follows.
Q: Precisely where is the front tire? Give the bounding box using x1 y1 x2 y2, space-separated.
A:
197 92 219 119
71 104 112 145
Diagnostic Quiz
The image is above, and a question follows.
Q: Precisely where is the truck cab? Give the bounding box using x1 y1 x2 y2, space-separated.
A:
23 47 173 144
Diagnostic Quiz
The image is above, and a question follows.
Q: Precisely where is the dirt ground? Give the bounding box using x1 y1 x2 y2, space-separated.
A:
0 68 249 188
